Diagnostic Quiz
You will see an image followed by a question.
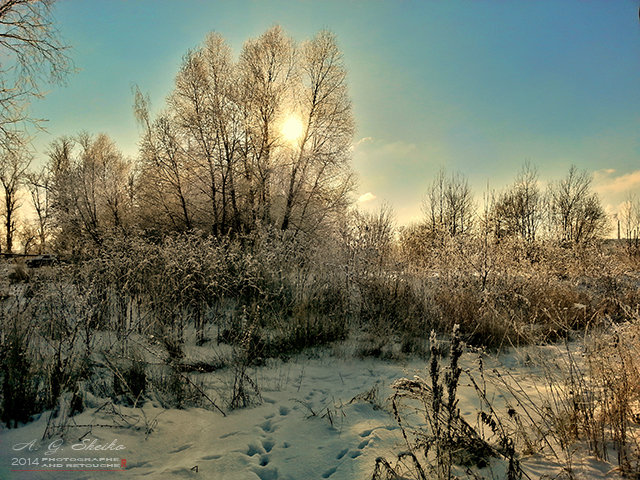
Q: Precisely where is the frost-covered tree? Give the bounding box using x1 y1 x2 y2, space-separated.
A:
135 26 354 235
0 0 73 135
47 133 134 249
0 133 30 252
25 166 51 253
619 194 640 254
547 165 607 244
422 169 474 238
493 162 543 243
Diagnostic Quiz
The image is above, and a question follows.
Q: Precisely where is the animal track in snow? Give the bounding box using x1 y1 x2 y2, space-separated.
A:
279 405 290 416
322 466 337 478
260 419 276 433
336 448 349 459
247 443 262 456
262 438 275 453
358 438 370 449
170 444 191 453
201 454 222 461
253 466 278 480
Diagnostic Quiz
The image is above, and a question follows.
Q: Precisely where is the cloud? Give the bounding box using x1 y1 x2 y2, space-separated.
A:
351 137 418 159
378 140 417 157
350 136 373 151
357 192 376 203
593 169 640 194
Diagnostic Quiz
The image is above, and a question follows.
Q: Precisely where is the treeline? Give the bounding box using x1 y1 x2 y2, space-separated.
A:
0 25 354 255
406 163 608 251
0 27 637 257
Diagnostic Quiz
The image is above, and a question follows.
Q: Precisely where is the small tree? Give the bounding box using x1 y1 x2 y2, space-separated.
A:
619 195 640 254
423 169 474 239
25 167 51 253
493 162 543 243
0 135 31 252
548 165 607 245
343 204 396 275
47 133 134 250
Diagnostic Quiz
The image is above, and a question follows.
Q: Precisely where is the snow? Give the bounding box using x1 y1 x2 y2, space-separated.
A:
0 344 626 479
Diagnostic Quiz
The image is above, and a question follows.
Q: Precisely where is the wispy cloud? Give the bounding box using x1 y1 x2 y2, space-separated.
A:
593 169 640 194
358 192 376 203
352 137 418 158
378 140 418 157
350 136 373 151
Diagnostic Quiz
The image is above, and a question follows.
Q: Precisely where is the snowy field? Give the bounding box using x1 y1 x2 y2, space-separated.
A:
1 341 625 480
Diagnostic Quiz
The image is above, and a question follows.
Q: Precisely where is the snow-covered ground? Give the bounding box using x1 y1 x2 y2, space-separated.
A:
0 344 623 480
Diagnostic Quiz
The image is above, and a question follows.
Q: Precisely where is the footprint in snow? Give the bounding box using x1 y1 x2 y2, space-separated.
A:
358 425 396 438
322 466 337 478
201 454 222 461
253 466 278 480
260 419 276 433
247 443 263 456
336 448 348 460
262 438 275 453
170 444 191 453
279 405 290 416
358 438 370 449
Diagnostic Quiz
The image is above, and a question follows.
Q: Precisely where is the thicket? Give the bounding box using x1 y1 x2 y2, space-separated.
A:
1 220 638 427
373 315 640 480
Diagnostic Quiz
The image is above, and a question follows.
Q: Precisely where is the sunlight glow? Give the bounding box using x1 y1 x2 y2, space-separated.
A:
280 115 304 144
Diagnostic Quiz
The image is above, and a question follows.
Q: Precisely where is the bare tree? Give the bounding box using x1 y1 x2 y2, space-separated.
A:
345 203 395 274
619 195 640 254
0 134 31 252
135 26 355 236
47 133 133 248
493 162 543 243
135 86 196 232
422 169 474 238
76 133 134 232
47 135 78 248
0 0 73 134
25 166 51 252
237 25 296 226
548 165 607 244
279 30 355 232
169 33 242 234
17 221 36 253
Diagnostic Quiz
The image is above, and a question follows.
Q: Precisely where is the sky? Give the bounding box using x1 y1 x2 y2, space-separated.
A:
29 0 640 225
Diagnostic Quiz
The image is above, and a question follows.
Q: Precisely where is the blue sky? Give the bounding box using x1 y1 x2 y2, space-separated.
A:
31 0 640 224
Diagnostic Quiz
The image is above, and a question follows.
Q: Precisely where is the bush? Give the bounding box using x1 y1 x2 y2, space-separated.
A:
0 326 38 428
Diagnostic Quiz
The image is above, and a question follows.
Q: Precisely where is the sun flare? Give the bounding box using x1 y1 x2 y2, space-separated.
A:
280 115 304 144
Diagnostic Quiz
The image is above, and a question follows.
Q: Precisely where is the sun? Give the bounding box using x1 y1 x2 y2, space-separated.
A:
280 115 304 144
